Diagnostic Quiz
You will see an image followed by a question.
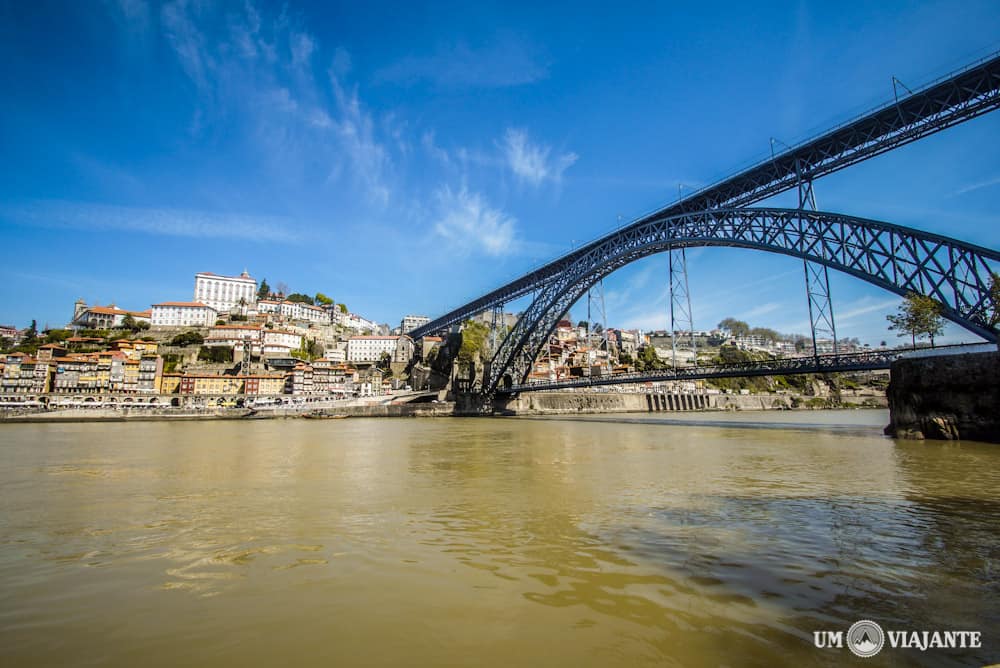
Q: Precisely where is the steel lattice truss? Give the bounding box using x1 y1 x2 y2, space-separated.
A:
509 348 914 393
484 208 1000 395
410 51 1000 340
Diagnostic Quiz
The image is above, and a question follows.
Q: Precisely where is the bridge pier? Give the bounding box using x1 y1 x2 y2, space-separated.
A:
886 351 1000 443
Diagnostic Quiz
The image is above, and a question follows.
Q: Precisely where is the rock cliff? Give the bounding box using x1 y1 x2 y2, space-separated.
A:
885 351 999 442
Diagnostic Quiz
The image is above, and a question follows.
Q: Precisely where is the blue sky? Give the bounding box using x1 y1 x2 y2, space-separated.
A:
1 1 999 343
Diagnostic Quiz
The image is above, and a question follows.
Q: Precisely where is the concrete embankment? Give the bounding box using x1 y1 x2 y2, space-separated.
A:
886 351 1000 442
0 402 456 423
494 391 841 416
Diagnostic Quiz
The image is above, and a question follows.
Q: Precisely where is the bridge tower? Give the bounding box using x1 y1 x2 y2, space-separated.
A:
797 171 839 359
587 280 609 370
668 247 697 368
488 304 504 354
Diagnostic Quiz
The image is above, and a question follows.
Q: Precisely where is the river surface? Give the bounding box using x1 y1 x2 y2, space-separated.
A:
1 410 998 667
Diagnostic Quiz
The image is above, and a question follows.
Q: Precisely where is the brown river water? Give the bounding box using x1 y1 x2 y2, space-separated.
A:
1 410 998 667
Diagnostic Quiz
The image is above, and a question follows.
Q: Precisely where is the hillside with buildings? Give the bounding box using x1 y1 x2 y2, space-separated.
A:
1 270 893 410
0 270 435 404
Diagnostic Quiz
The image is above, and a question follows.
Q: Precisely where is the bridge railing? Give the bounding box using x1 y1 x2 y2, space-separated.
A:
506 344 980 393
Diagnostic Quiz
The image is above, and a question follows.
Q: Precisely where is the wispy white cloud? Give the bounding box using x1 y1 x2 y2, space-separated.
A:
160 0 212 95
421 130 452 165
156 0 394 204
614 263 804 333
501 128 577 186
0 200 300 243
376 38 548 89
952 175 1000 197
740 301 783 319
770 296 901 335
432 186 517 256
328 74 392 205
835 297 902 322
108 0 153 40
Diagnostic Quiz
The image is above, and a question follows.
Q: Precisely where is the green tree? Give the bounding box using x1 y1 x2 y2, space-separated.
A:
291 338 324 361
457 319 489 364
987 273 1000 350
887 292 944 348
162 354 181 373
718 344 752 364
198 346 233 363
257 278 270 300
286 293 315 305
718 318 749 337
122 314 138 332
377 351 392 372
338 303 348 314
577 320 589 329
988 272 1000 328
170 331 204 347
44 329 72 343
315 292 334 306
749 327 780 342
638 345 663 371
24 320 38 343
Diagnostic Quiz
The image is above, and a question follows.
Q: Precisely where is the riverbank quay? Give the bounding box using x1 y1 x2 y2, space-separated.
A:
2 389 886 423
456 390 885 416
0 401 456 423
886 350 1000 442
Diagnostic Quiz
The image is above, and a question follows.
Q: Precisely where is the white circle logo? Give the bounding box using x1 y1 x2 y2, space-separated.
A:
847 620 885 658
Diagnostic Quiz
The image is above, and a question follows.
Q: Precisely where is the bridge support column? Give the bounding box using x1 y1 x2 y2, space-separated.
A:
669 246 697 368
798 177 839 358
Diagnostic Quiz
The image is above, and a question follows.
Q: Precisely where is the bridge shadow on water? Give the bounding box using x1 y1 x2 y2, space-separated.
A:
403 420 1000 667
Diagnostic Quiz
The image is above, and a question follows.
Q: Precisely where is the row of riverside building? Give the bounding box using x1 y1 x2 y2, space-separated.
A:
2 270 437 401
0 340 385 398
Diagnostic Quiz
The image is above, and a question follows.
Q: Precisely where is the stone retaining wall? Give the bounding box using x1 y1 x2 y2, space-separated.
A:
886 351 999 442
498 391 805 416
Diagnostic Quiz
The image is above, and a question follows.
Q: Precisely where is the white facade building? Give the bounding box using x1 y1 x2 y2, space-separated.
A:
347 336 400 362
401 315 430 334
202 324 302 356
323 348 346 363
257 299 329 323
151 302 217 327
205 324 262 348
264 329 303 350
193 271 257 314
343 313 379 333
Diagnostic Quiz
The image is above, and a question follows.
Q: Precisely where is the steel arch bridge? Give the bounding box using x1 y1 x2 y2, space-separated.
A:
481 208 999 395
407 51 1000 398
409 51 1000 340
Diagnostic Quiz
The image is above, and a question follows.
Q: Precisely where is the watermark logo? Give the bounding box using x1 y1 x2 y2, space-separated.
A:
846 620 885 658
814 619 981 657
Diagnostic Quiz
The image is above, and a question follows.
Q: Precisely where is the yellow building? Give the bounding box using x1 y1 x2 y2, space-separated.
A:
123 359 141 393
179 374 244 395
160 373 182 394
243 375 286 395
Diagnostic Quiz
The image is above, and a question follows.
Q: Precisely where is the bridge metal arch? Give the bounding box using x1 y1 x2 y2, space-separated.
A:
411 51 1000 342
485 207 1000 395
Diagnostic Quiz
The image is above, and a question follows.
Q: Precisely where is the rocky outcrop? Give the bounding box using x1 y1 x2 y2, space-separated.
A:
885 351 1000 443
